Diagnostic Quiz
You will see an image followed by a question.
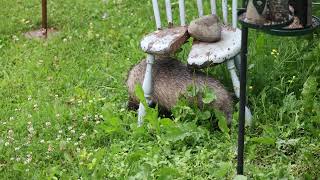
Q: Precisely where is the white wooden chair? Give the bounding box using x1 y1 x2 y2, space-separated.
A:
137 0 253 126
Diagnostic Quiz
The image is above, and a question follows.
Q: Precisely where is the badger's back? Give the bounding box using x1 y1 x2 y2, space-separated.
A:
127 57 233 123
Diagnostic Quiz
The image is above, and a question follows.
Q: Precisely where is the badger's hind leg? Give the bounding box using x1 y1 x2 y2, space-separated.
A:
127 97 139 111
127 96 172 118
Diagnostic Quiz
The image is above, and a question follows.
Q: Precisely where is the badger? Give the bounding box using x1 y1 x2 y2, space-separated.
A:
127 57 233 125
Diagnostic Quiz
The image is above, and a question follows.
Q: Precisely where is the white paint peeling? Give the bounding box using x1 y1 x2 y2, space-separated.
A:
141 26 188 55
187 26 241 66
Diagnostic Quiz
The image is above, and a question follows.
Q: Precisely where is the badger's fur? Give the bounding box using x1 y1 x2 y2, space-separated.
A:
127 57 233 125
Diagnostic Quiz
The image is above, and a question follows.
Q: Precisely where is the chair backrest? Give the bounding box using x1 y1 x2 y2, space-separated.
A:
151 0 238 30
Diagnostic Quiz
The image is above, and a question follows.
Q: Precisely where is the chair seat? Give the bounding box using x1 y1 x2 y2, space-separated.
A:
187 26 241 68
140 26 189 55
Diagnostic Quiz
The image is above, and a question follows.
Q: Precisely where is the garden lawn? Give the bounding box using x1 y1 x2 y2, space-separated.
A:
1 0 320 179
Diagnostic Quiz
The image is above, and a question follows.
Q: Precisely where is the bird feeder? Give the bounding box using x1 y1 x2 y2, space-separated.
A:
238 0 319 35
267 0 319 36
236 0 319 175
240 0 293 29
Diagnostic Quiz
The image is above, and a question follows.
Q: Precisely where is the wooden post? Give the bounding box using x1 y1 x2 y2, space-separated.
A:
42 0 48 37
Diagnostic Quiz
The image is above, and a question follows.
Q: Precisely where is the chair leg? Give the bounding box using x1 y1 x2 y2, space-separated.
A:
234 54 241 72
137 54 155 126
227 58 253 126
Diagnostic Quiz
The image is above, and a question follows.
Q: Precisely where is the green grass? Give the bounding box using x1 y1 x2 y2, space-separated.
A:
1 0 320 179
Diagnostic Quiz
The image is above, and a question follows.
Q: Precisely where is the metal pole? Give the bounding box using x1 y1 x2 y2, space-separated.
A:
42 0 47 37
236 0 248 175
237 26 248 175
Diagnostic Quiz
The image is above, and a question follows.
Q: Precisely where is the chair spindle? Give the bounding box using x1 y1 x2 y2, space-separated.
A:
179 0 186 26
232 0 237 28
152 0 162 29
222 0 228 24
165 0 173 25
210 0 217 15
197 0 204 17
